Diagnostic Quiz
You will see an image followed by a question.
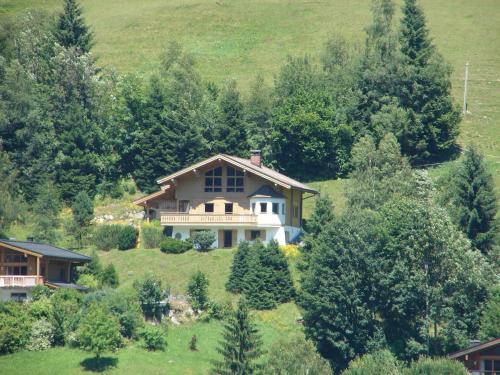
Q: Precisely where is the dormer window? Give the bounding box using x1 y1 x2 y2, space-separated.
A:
227 167 244 192
205 167 222 192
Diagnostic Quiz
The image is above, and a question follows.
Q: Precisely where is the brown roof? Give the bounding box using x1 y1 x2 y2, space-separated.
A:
133 187 171 206
448 338 500 359
155 154 318 194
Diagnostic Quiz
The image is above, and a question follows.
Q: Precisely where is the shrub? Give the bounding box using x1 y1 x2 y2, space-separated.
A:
404 357 469 375
265 335 332 375
189 335 197 351
77 274 101 291
27 318 53 351
142 221 165 249
93 224 123 251
342 350 402 375
280 244 300 258
105 289 144 339
50 288 82 346
29 297 53 319
187 271 209 311
31 285 53 301
117 225 138 250
134 272 169 321
192 230 216 251
101 264 119 288
140 325 168 351
160 237 192 254
0 302 32 354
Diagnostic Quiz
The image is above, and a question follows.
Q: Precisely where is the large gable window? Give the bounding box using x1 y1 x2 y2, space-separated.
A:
227 166 244 192
205 167 222 192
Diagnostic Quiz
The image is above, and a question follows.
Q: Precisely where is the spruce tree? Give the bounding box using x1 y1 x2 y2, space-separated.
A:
213 80 249 156
71 191 94 247
226 241 251 293
448 146 497 253
55 0 93 53
101 264 119 288
32 180 61 244
243 241 294 310
212 299 263 375
397 0 460 161
246 74 272 157
0 151 24 235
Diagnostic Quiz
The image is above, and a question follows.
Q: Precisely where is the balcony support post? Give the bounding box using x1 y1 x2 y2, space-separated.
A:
36 257 40 285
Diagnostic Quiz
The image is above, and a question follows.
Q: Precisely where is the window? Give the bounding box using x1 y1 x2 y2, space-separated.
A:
205 167 222 192
162 200 177 211
250 230 261 241
225 203 233 214
226 166 244 192
260 202 267 213
205 203 214 213
294 205 299 218
252 203 256 213
163 226 173 237
282 203 285 215
272 203 279 214
10 293 27 302
179 200 190 213
484 360 500 373
6 266 27 275
4 250 27 263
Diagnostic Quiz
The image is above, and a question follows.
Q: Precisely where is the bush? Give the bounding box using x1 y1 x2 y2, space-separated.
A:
105 289 144 339
50 288 82 346
77 274 101 291
92 224 138 251
92 224 124 251
29 297 53 319
280 244 300 258
0 302 32 354
101 264 119 288
142 221 165 249
140 325 168 351
117 225 138 250
187 271 209 311
160 237 192 254
134 272 169 321
31 285 53 301
342 350 402 375
27 318 53 351
404 357 469 375
192 230 216 251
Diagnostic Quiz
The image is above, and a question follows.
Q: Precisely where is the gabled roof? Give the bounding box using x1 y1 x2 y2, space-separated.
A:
0 239 91 262
248 185 285 198
448 338 500 359
133 186 171 206
156 153 318 194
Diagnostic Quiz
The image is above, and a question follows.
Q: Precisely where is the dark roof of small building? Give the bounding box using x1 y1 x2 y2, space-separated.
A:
248 185 285 198
448 338 500 359
0 239 91 262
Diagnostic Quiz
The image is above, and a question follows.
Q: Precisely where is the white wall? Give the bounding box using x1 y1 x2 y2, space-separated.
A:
0 287 32 302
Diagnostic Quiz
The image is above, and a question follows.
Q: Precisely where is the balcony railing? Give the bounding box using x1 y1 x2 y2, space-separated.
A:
0 276 43 287
160 212 258 225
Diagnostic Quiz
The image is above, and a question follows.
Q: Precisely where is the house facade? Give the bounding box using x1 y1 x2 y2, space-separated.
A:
449 338 500 374
0 239 91 301
134 151 318 248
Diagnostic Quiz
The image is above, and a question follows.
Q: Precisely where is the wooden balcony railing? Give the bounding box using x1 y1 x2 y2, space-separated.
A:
0 276 44 287
160 212 258 225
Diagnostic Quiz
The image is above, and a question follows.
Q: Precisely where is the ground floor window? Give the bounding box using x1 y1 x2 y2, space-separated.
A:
6 266 28 275
163 226 173 237
250 230 261 241
10 293 27 301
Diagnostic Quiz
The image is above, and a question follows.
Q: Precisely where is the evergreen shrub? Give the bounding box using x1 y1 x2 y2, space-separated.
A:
192 230 216 251
117 225 138 250
160 238 192 254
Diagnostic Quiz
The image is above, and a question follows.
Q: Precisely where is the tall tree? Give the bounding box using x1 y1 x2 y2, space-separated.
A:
0 151 24 236
246 74 272 157
71 191 94 247
212 80 248 156
212 299 263 375
479 284 500 341
397 0 460 161
300 212 381 372
55 0 93 53
445 146 497 253
226 241 251 293
32 180 61 243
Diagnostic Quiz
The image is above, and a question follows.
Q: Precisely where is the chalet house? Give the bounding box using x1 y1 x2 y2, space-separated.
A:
449 338 500 374
134 151 318 248
0 239 91 301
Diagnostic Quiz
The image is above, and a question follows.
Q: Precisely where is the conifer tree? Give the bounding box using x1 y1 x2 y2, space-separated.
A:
213 80 249 156
399 0 433 67
447 146 497 253
246 74 272 157
55 0 93 53
226 241 251 293
212 299 263 375
71 191 94 247
244 241 294 310
32 180 61 244
101 264 119 288
0 151 24 235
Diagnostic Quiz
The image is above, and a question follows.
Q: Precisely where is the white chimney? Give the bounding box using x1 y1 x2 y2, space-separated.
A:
250 150 262 167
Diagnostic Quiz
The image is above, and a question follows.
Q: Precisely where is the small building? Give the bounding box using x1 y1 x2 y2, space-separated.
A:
0 239 91 301
134 151 318 247
449 338 500 374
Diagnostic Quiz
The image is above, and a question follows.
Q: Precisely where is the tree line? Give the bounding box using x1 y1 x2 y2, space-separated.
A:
0 0 460 208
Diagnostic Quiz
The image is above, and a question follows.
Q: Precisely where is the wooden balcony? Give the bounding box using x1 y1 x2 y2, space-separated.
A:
0 275 44 287
160 212 258 225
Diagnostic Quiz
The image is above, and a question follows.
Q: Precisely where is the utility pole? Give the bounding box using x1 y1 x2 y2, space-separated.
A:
463 62 469 115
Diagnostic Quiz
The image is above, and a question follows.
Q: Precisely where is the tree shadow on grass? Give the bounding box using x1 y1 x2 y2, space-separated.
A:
80 357 118 372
